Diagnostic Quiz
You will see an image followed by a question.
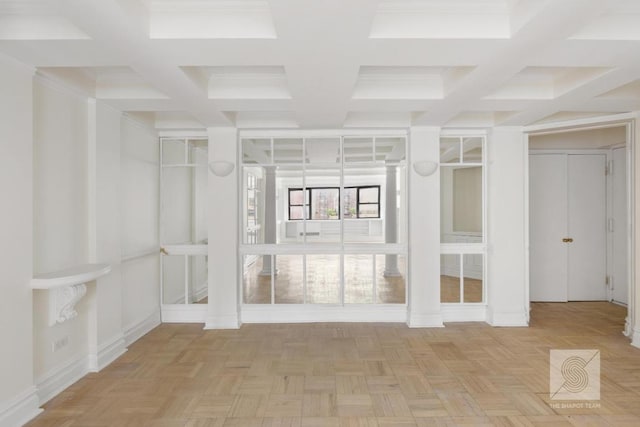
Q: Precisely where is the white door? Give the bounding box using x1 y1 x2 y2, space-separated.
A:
530 153 607 301
612 147 628 304
530 154 568 301
567 154 607 300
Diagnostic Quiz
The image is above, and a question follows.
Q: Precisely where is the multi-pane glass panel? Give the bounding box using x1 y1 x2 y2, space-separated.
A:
375 254 406 304
439 135 485 305
243 255 270 304
275 255 304 304
162 254 207 304
306 254 341 304
358 187 380 218
344 254 374 303
240 135 407 305
288 188 310 220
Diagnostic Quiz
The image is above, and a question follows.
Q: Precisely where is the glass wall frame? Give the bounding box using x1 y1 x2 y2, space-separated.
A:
439 132 487 305
159 136 209 315
239 133 408 308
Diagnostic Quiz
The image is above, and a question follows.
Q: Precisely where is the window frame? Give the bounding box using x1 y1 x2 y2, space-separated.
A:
288 185 381 220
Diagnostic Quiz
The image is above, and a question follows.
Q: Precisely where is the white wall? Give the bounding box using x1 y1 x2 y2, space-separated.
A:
486 127 528 326
120 116 160 336
0 55 41 426
33 77 90 380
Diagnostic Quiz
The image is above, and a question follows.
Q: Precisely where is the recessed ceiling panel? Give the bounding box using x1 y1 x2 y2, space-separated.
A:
370 0 512 39
344 112 413 128
352 66 474 100
233 111 298 128
38 66 169 100
486 67 612 100
0 2 90 40
147 0 277 39
183 66 291 100
570 0 640 40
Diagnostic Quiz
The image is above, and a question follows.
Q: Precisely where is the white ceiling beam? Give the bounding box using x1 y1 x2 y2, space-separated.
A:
57 0 231 126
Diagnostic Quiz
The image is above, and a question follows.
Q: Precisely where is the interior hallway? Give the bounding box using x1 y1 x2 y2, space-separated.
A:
26 302 640 426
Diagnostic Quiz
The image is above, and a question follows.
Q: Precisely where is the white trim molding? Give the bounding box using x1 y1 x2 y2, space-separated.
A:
631 328 640 349
35 355 89 406
240 304 406 324
441 304 487 323
407 311 445 328
88 334 126 373
162 304 208 323
205 314 241 329
0 386 42 427
124 310 161 346
486 307 529 327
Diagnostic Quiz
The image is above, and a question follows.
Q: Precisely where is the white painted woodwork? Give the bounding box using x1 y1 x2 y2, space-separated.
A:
567 154 607 301
530 154 569 302
612 147 628 304
530 153 607 302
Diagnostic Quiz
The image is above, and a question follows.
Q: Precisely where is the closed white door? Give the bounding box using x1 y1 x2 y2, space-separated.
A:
612 147 628 304
530 153 607 301
530 154 568 301
567 154 607 300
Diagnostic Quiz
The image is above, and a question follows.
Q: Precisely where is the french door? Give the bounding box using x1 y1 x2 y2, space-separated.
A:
530 153 607 301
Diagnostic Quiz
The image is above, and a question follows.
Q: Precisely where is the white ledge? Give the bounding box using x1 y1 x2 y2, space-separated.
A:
30 264 111 290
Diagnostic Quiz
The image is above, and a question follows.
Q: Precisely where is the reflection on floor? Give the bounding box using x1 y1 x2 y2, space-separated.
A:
243 254 406 304
440 275 483 303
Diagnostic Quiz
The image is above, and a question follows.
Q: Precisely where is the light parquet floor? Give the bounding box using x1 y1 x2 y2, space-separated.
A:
26 302 640 427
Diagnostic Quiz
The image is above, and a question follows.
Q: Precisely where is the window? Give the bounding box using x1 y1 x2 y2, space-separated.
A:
289 186 380 220
288 188 310 220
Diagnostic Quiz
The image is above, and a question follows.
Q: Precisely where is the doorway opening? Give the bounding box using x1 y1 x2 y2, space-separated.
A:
527 123 632 336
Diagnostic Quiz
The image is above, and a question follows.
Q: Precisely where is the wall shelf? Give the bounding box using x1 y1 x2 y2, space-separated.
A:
31 263 111 326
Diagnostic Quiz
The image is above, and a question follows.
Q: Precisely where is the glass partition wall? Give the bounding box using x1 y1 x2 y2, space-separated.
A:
240 135 408 312
160 137 208 318
439 134 486 306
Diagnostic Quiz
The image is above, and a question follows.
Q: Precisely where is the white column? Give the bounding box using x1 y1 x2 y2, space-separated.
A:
384 165 400 276
206 127 240 329
486 127 528 326
408 126 443 327
260 166 277 275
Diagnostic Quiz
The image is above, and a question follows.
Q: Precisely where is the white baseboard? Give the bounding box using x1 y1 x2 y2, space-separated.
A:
36 354 88 405
441 304 487 322
0 386 42 427
88 334 126 373
631 328 640 349
124 310 161 346
205 314 241 329
240 304 406 325
407 311 444 328
161 304 207 323
486 307 529 327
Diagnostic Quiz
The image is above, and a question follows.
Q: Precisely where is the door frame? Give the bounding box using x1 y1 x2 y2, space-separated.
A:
524 113 636 341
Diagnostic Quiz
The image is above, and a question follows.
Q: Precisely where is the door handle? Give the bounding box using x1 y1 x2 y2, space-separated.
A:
562 238 574 243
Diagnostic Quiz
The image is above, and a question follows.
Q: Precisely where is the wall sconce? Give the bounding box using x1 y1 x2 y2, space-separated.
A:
208 160 235 177
413 160 438 177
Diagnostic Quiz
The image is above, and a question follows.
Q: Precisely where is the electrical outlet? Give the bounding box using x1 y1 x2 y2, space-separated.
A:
52 336 69 352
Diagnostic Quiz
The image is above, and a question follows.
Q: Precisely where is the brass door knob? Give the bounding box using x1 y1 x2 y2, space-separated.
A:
562 238 574 243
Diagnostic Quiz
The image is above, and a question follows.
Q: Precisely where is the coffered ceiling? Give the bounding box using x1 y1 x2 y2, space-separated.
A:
1 0 640 130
